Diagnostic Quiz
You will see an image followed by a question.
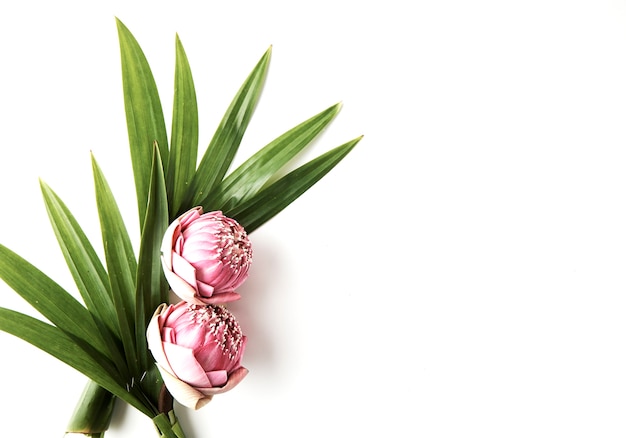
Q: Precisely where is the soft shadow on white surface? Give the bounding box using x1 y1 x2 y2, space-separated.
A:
227 234 282 371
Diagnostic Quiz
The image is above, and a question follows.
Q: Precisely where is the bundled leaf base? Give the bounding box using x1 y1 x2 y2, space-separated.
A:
66 380 115 434
153 411 186 438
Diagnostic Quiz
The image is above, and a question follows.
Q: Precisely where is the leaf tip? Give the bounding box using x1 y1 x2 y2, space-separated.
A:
351 135 364 146
261 45 272 64
115 16 126 30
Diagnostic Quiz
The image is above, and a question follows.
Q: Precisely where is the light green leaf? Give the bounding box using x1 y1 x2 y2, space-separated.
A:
117 18 169 230
135 144 168 375
0 307 152 417
92 155 140 376
167 34 198 216
202 103 342 211
226 136 362 233
0 243 109 357
180 46 272 214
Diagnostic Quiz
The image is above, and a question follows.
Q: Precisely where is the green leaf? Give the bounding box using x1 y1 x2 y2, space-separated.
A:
92 154 140 376
66 380 115 434
40 181 128 373
167 34 199 216
225 136 362 233
117 17 169 230
202 103 342 211
0 243 110 358
135 144 169 374
40 180 118 337
180 46 272 213
0 307 152 417
152 411 186 438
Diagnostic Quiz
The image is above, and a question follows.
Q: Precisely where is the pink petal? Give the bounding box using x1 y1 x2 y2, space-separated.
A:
195 279 216 298
197 367 249 396
166 301 191 322
206 370 228 387
162 342 212 388
174 324 205 350
196 344 230 371
191 258 221 274
162 327 175 343
179 208 202 228
146 304 176 377
162 257 206 305
200 291 241 305
171 252 198 287
157 364 213 410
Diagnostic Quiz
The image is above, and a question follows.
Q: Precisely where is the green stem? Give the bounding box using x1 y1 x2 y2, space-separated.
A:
152 410 187 438
65 433 105 438
152 385 186 437
65 380 116 436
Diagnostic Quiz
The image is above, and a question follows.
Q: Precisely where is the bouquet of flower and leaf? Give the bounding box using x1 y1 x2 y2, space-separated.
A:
0 18 360 437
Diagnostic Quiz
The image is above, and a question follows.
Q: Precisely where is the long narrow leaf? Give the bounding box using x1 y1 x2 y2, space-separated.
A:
0 244 109 357
225 136 362 233
40 181 118 336
202 103 342 211
0 308 152 417
40 181 128 375
117 18 169 230
92 155 140 377
167 34 198 215
135 144 169 375
180 47 272 213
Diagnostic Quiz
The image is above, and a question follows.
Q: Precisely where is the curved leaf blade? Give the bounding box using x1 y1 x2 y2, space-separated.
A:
117 18 169 229
202 103 342 211
167 34 199 215
92 155 139 376
0 243 110 356
40 181 129 374
40 180 118 336
0 308 152 417
181 46 272 213
225 136 362 233
135 144 169 373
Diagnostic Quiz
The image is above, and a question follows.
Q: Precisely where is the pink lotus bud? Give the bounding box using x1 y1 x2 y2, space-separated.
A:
147 301 248 410
161 207 252 305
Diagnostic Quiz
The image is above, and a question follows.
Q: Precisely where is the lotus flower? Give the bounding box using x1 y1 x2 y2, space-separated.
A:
147 301 248 410
161 207 252 305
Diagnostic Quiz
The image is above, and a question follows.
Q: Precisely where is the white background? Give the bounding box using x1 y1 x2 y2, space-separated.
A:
1 1 626 437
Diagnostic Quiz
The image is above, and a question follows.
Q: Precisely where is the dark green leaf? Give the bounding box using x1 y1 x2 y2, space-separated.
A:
135 144 169 373
0 308 152 417
40 180 118 336
167 34 198 215
66 380 115 434
40 181 128 373
92 154 140 376
117 18 169 230
203 103 342 211
226 136 362 233
0 244 109 357
180 46 272 213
